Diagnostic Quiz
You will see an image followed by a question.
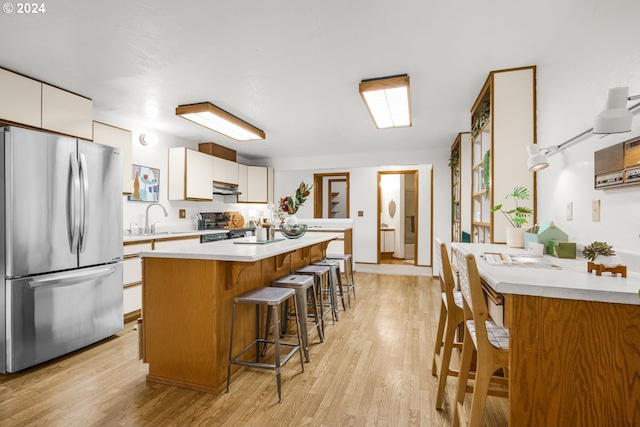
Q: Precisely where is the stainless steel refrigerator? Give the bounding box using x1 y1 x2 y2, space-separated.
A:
1 126 123 373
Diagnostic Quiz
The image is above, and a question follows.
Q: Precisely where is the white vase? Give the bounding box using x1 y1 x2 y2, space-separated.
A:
506 227 525 248
593 254 622 268
284 214 298 226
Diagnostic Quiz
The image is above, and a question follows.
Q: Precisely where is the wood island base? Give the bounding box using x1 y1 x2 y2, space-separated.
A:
141 241 327 394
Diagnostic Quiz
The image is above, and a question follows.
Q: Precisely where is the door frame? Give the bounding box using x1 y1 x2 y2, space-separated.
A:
377 170 419 265
313 172 350 218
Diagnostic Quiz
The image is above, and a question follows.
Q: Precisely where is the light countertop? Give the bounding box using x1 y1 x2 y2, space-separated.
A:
139 231 341 262
452 242 640 306
123 229 228 243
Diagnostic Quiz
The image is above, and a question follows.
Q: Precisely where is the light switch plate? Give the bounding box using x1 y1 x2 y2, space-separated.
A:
592 200 600 222
179 209 186 219
566 202 573 220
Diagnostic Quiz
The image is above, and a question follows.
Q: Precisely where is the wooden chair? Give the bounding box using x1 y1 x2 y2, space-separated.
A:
431 238 465 409
453 253 509 427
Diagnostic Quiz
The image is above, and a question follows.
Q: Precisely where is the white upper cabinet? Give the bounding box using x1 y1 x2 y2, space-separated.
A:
0 68 42 128
238 165 274 203
212 156 239 185
92 121 133 195
41 84 93 140
168 147 213 201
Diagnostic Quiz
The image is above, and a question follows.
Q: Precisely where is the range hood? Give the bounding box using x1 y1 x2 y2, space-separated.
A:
213 182 241 195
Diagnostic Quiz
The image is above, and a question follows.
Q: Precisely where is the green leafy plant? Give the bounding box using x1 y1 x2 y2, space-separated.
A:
448 148 459 170
470 100 490 141
582 241 615 262
279 181 312 215
483 149 491 199
490 186 532 228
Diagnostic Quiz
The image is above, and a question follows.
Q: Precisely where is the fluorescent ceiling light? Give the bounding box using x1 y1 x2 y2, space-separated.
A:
359 75 412 129
176 102 265 141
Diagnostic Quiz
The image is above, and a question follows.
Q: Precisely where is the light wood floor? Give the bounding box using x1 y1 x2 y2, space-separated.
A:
0 272 507 426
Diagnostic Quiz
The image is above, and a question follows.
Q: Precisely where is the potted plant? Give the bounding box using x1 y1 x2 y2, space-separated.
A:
279 181 312 225
582 241 622 267
491 186 532 248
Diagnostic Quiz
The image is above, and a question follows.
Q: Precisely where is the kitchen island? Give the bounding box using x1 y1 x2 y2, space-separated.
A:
452 243 640 427
139 232 340 394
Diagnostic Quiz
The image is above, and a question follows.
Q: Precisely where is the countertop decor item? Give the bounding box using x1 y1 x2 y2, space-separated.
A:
279 181 312 216
491 186 532 248
280 224 307 239
583 241 625 276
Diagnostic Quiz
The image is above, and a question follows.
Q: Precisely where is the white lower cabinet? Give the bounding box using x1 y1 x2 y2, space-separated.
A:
123 241 152 320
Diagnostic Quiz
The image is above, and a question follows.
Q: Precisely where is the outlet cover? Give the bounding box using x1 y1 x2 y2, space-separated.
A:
566 202 573 220
592 200 600 222
179 209 186 219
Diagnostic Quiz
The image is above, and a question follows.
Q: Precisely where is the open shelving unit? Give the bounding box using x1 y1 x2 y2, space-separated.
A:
469 66 537 244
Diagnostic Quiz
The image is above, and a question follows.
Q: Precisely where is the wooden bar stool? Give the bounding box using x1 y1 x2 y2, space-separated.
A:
326 253 356 307
453 253 509 427
226 287 305 403
432 238 465 409
295 264 335 326
313 258 347 318
271 274 323 362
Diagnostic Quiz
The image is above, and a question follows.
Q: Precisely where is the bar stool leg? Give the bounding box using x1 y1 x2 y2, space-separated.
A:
308 280 324 342
335 264 347 311
272 305 283 403
294 287 310 362
226 302 237 393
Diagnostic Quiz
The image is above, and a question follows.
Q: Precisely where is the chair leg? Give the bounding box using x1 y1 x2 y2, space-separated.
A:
435 316 457 409
431 298 446 376
453 329 474 427
468 362 493 427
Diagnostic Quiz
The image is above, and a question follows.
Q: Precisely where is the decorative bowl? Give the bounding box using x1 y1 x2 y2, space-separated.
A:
280 224 307 239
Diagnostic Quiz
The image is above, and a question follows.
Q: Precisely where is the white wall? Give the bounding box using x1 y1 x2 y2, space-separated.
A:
535 1 640 269
273 158 437 267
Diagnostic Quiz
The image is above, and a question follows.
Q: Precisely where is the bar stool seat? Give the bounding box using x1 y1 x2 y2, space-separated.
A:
226 286 305 403
313 258 347 317
271 274 323 363
325 253 356 307
295 264 335 325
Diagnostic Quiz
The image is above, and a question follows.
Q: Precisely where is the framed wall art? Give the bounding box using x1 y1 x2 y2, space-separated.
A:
128 164 160 202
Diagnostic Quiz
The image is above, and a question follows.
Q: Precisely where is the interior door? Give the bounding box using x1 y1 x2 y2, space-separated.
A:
5 127 78 277
77 139 123 267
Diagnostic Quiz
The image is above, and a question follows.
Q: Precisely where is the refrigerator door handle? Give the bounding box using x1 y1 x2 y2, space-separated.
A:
68 152 81 254
78 153 90 253
26 266 117 289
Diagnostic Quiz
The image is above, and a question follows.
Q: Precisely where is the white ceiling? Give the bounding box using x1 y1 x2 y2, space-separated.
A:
0 0 583 160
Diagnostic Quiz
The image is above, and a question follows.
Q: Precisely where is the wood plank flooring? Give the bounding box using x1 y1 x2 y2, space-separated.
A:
0 272 507 426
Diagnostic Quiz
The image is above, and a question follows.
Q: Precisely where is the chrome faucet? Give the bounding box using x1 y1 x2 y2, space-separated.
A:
144 203 168 234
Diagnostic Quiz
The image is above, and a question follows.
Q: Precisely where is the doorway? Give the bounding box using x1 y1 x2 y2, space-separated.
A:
377 171 418 265
313 172 350 218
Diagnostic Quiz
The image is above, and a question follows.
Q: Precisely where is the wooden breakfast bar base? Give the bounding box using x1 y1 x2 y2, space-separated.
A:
140 232 338 394
453 243 640 427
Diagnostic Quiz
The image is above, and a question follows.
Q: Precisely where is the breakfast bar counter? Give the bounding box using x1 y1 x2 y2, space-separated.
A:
452 243 640 427
140 232 340 394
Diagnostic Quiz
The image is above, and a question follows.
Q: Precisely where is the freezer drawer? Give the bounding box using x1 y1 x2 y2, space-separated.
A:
4 263 123 373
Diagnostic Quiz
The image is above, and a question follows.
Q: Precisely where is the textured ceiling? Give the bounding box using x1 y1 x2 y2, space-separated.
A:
0 0 583 160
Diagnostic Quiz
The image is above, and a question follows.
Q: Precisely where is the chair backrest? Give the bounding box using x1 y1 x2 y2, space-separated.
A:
458 252 490 339
434 238 457 307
